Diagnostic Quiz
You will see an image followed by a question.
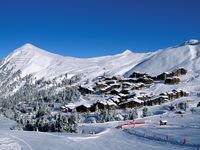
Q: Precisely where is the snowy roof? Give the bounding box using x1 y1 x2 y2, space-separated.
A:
146 95 168 102
80 103 93 108
120 97 144 105
111 97 120 103
107 100 117 106
80 85 94 91
118 93 127 97
65 103 76 109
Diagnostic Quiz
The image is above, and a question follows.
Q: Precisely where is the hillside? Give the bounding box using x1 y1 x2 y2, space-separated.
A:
0 43 152 81
125 39 200 77
1 39 200 84
0 40 200 150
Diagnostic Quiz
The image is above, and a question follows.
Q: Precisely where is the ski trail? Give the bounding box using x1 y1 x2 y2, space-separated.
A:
2 133 33 150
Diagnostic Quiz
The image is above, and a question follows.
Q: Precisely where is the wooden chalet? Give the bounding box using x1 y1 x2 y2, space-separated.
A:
120 78 137 83
79 86 94 95
136 77 154 84
164 77 180 84
95 82 108 91
64 103 76 112
110 89 121 95
119 98 144 109
172 68 187 76
144 96 168 106
129 72 149 78
76 104 92 113
156 72 170 80
95 100 117 110
100 84 121 93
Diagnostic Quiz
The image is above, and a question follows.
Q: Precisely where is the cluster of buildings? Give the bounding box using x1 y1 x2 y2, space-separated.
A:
60 68 189 113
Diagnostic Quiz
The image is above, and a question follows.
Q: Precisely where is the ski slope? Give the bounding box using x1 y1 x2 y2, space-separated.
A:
1 100 200 150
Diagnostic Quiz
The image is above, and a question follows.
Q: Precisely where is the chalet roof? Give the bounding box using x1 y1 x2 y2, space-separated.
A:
60 106 66 109
107 100 117 106
97 100 117 106
119 97 144 105
80 85 94 92
111 97 120 103
111 88 121 93
146 95 168 102
97 100 107 105
105 80 116 83
65 103 76 109
78 103 92 108
118 93 127 97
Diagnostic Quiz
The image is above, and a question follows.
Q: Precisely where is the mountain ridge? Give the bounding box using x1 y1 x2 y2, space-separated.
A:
1 39 200 82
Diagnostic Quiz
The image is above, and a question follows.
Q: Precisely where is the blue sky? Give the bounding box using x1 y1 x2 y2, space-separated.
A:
0 0 200 58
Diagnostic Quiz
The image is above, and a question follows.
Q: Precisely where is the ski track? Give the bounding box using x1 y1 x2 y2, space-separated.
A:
1 132 33 150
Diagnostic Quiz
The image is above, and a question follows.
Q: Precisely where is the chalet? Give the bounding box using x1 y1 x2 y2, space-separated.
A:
95 83 108 91
79 86 94 95
172 90 181 99
136 77 154 84
138 82 145 89
164 77 180 84
89 104 98 112
107 100 118 109
112 76 122 81
120 89 130 94
120 78 137 83
105 80 116 85
76 104 92 113
165 89 188 100
156 72 170 80
129 72 149 78
100 84 121 93
137 94 151 101
96 101 108 110
110 89 121 95
110 96 121 104
119 98 144 109
166 92 174 100
180 68 187 75
177 90 189 97
144 96 168 106
122 82 133 88
184 91 189 97
64 103 76 112
60 106 67 112
95 100 117 110
172 68 187 76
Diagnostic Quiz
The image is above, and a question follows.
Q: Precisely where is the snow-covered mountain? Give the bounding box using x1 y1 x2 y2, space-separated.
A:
125 39 200 77
0 39 200 83
0 43 152 81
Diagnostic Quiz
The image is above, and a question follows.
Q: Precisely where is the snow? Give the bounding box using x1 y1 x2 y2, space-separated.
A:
1 102 200 150
0 44 152 81
184 39 200 45
1 40 200 90
1 40 200 149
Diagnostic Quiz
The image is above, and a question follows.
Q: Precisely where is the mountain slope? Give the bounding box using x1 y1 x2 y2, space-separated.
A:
125 39 200 77
1 39 200 84
0 44 152 81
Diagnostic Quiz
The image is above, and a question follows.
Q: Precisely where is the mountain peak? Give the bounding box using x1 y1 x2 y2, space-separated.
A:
121 49 133 55
184 39 200 45
20 43 40 50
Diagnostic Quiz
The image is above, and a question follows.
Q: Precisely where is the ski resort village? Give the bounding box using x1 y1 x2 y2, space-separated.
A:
0 40 200 150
